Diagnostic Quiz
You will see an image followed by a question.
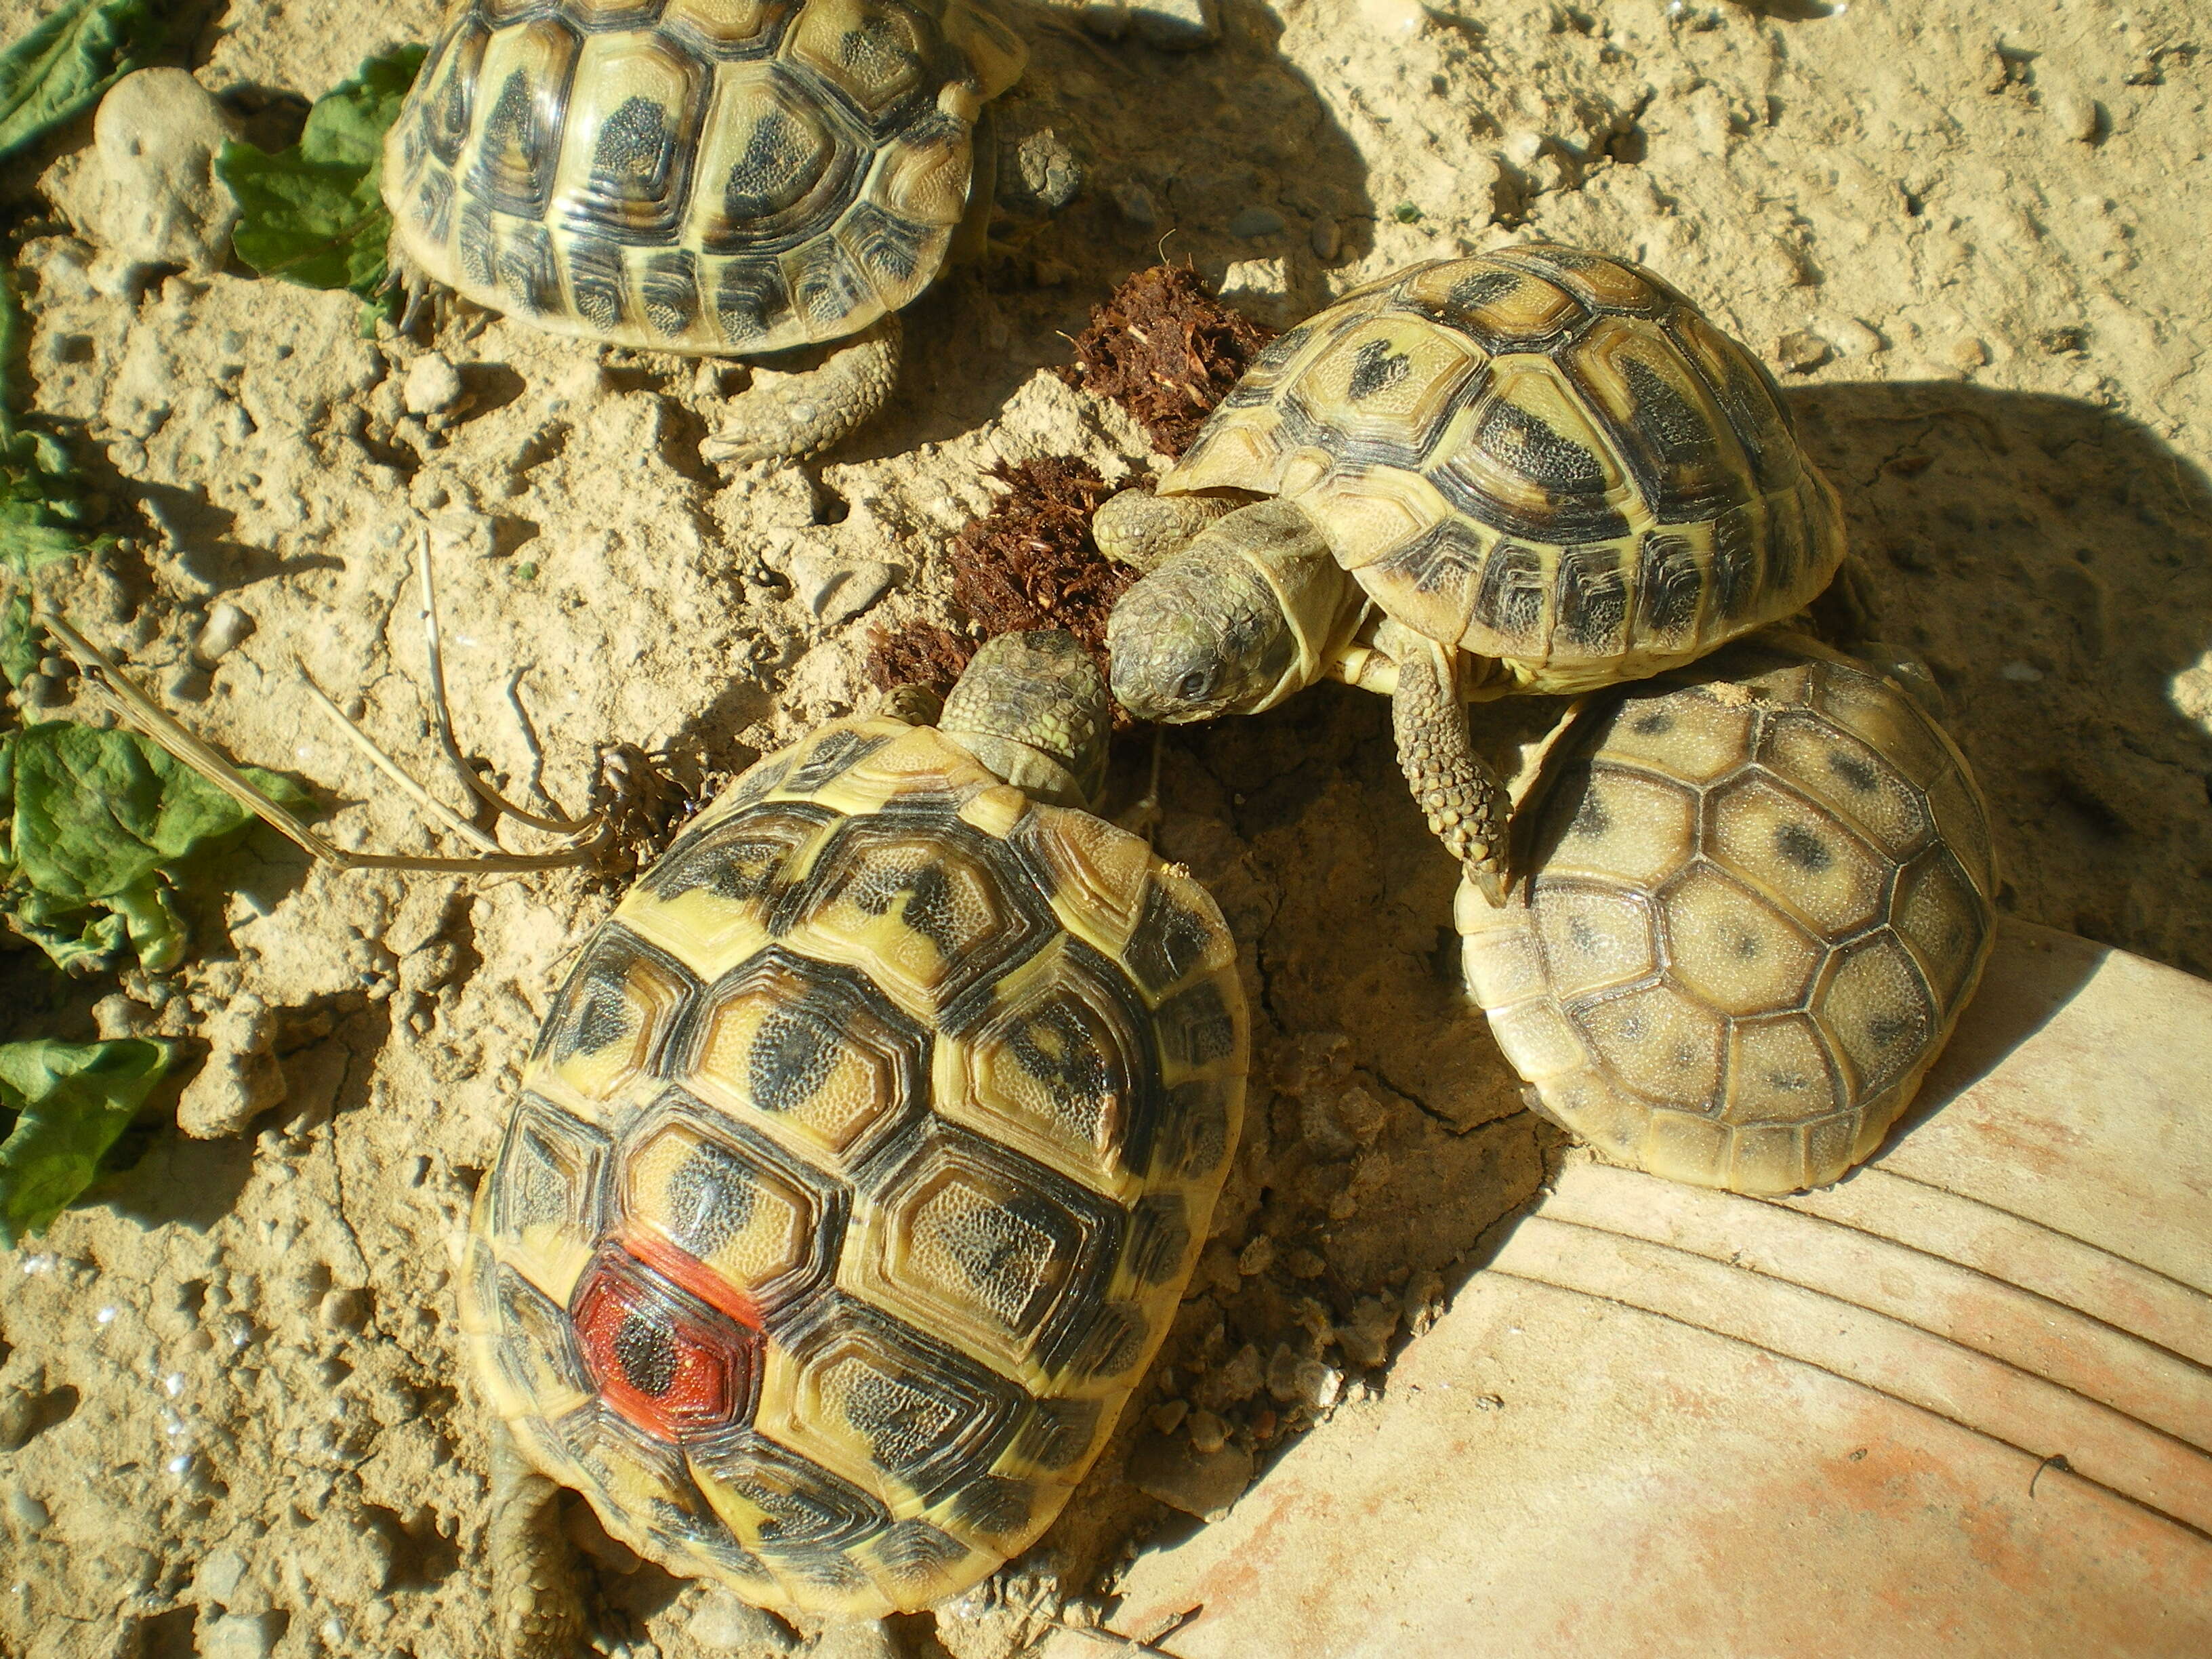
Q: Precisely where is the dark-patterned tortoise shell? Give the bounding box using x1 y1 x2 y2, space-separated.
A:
1165 245 1848 694
384 0 1025 355
461 713 1247 1618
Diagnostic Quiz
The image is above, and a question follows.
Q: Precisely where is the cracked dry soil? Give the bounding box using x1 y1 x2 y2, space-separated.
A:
2 1 2210 1656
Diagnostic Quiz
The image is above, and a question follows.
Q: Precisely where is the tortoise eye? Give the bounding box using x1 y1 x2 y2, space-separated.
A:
1176 669 1213 703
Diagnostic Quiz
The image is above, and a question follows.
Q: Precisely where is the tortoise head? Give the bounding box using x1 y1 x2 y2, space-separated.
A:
937 631 1111 811
1107 541 1302 724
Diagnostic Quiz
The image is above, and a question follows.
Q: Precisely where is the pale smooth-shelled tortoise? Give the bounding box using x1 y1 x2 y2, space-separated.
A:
459 632 1249 1647
1458 633 1996 1195
383 0 1028 461
1097 245 1847 902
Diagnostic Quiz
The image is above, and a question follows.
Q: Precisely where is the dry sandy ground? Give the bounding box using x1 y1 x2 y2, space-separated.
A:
1 0 2207 1655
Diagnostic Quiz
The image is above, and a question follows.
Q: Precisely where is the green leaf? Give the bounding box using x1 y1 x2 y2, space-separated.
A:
1 722 308 972
0 593 39 687
1 268 109 573
0 0 163 163
217 44 426 298
0 1036 171 1246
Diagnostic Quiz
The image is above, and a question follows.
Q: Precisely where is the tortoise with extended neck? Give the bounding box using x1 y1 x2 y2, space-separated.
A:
382 0 1029 463
1098 245 1846 901
461 630 1248 1645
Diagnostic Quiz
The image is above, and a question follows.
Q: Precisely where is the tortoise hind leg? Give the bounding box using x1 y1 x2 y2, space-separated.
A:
489 1423 586 1659
701 313 903 467
1385 623 1510 903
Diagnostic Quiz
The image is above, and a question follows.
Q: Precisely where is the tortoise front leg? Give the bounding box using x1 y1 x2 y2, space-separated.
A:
1384 623 1510 904
489 1423 586 1659
701 312 902 467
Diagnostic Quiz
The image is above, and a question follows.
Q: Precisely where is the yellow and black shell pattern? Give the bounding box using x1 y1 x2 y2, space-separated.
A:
1162 246 1847 695
1458 636 1995 1196
382 0 1025 354
459 714 1248 1618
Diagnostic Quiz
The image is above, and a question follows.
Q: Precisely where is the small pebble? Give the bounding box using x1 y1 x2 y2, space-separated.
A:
2049 94 2102 143
1187 1409 1229 1454
1127 1429 1253 1519
1114 182 1160 228
1821 317 1885 357
1237 1235 1276 1275
1080 0 1129 39
1295 1357 1345 1409
1151 1397 1190 1434
1229 205 1287 239
1950 335 1990 371
687 1589 798 1652
2000 660 2044 682
194 601 253 665
6 1487 48 1530
1361 0 1430 35
1129 0 1221 50
403 353 465 417
787 552 901 626
1776 331 1831 373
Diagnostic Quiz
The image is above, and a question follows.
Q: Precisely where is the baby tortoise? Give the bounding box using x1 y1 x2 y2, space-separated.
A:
1097 245 1846 903
382 0 1028 462
462 631 1249 1643
1458 634 1995 1195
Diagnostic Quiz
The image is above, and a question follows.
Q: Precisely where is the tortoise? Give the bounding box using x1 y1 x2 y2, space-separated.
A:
381 0 1029 462
1097 245 1847 903
1458 633 1996 1195
457 630 1249 1645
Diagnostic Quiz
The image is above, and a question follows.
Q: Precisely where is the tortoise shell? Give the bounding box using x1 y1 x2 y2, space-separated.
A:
1456 636 1995 1195
1160 246 1847 695
382 0 1025 355
459 714 1247 1618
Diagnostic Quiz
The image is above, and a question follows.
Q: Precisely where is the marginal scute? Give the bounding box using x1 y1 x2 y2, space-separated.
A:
534 928 699 1105
762 1298 1024 1502
1531 880 1656 998
1570 981 1725 1107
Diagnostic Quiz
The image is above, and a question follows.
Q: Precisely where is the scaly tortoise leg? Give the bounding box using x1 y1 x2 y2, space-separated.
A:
489 1422 586 1659
700 312 903 467
1384 623 1509 904
1091 487 1237 573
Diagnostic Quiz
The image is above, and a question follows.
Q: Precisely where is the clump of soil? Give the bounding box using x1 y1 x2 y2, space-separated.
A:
1059 264 1275 456
865 457 1133 701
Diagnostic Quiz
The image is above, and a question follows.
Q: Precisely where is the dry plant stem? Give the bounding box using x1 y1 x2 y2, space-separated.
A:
411 526 590 834
40 604 609 876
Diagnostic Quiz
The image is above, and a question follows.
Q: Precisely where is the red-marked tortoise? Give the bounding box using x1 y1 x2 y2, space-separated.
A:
1458 634 1996 1194
458 632 1248 1645
1098 245 1847 903
382 0 1028 461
